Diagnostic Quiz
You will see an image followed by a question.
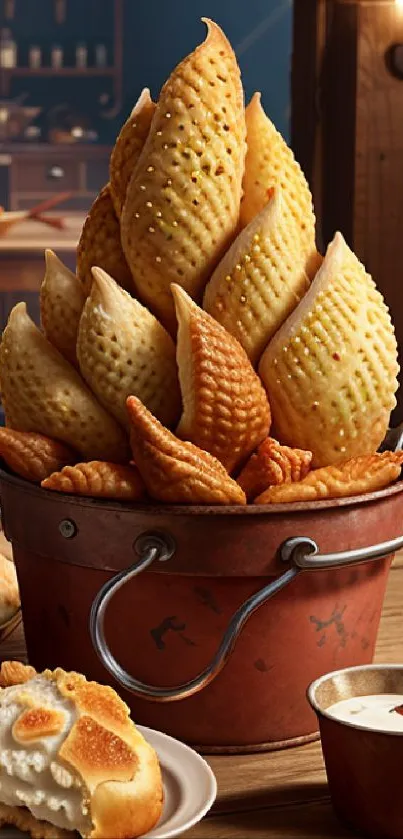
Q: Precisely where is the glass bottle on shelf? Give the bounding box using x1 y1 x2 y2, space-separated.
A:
76 42 87 69
95 44 107 68
29 44 41 69
0 28 16 68
51 44 63 69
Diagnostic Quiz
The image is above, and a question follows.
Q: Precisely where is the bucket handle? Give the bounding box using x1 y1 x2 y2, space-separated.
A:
89 531 403 703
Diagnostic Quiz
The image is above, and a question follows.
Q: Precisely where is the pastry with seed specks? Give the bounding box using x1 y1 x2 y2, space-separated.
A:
121 18 246 333
0 427 76 483
237 437 312 501
127 395 246 505
259 232 399 467
0 662 163 839
172 284 271 473
0 303 129 463
255 451 403 504
42 461 145 501
77 267 181 430
40 250 85 367
241 92 318 277
203 189 311 364
110 88 156 217
77 184 133 296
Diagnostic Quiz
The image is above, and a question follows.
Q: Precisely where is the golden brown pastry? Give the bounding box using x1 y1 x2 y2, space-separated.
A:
241 92 318 277
77 185 133 296
172 284 271 473
121 18 246 332
127 395 246 505
237 437 312 501
0 660 36 687
77 267 181 430
0 303 129 463
203 188 311 364
259 232 399 466
0 663 163 839
0 554 20 625
0 427 76 483
42 461 145 501
255 451 403 504
40 249 85 367
110 88 156 217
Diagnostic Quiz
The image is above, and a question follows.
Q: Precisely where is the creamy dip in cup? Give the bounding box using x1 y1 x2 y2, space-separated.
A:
308 665 403 839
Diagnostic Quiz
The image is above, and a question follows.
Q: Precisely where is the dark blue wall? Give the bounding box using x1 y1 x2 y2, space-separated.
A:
122 0 292 140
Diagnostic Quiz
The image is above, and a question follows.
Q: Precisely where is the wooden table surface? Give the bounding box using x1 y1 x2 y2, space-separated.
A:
0 213 85 253
2 556 403 839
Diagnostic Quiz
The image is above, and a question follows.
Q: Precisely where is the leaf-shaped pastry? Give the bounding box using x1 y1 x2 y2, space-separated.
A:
203 189 310 364
255 452 403 504
127 396 246 505
40 249 85 367
121 18 246 332
77 267 181 430
172 284 271 473
77 184 133 296
241 92 317 275
259 233 399 466
110 88 156 217
237 437 312 501
0 428 76 483
42 461 145 500
0 303 129 463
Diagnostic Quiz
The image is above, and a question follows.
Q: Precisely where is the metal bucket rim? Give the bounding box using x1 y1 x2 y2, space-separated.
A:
1 467 403 517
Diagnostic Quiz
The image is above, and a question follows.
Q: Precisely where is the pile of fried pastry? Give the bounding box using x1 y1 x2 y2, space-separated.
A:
0 18 401 507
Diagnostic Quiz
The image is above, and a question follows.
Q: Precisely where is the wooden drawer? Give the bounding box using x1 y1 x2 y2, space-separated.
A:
11 157 81 192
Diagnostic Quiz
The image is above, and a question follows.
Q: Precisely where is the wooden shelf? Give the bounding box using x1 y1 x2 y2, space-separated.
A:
4 67 115 77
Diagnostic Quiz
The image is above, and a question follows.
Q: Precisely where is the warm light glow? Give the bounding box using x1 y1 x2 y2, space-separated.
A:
397 0 403 9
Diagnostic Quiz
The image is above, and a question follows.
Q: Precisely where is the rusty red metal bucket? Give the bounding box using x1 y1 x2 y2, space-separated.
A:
1 468 403 753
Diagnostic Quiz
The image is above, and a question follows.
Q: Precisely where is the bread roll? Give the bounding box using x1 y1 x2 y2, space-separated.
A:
0 663 163 838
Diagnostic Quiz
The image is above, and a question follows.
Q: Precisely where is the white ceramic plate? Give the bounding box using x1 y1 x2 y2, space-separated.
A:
0 724 217 839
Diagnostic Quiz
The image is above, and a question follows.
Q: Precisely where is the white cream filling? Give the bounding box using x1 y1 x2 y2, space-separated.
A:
0 676 90 834
328 693 403 732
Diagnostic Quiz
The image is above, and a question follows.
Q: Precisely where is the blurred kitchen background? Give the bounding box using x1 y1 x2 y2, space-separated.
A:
0 0 402 418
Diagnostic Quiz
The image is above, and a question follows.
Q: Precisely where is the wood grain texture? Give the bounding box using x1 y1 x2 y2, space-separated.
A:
1 552 402 837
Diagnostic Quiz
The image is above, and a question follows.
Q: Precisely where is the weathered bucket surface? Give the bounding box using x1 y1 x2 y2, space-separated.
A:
1 469 403 753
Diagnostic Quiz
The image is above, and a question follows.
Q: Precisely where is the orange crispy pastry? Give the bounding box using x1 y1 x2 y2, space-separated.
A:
110 88 156 217
40 249 85 367
127 395 246 505
259 232 399 466
241 92 317 276
121 19 246 333
0 303 129 463
77 184 133 296
172 284 271 473
203 189 311 364
77 267 180 430
42 461 145 500
255 452 403 504
0 428 76 483
237 437 312 501
0 660 37 687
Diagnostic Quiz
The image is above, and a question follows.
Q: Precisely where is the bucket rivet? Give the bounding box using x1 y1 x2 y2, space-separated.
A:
59 519 77 539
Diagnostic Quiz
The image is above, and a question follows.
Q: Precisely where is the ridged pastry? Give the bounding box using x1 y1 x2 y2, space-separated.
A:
127 395 246 505
0 428 76 483
40 250 85 367
203 189 310 364
77 267 180 430
0 663 163 839
172 284 271 472
0 555 20 626
121 18 246 332
259 232 399 466
241 92 317 275
255 451 403 504
42 461 145 501
77 185 133 296
0 661 36 687
237 437 312 501
0 304 129 463
110 88 156 217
